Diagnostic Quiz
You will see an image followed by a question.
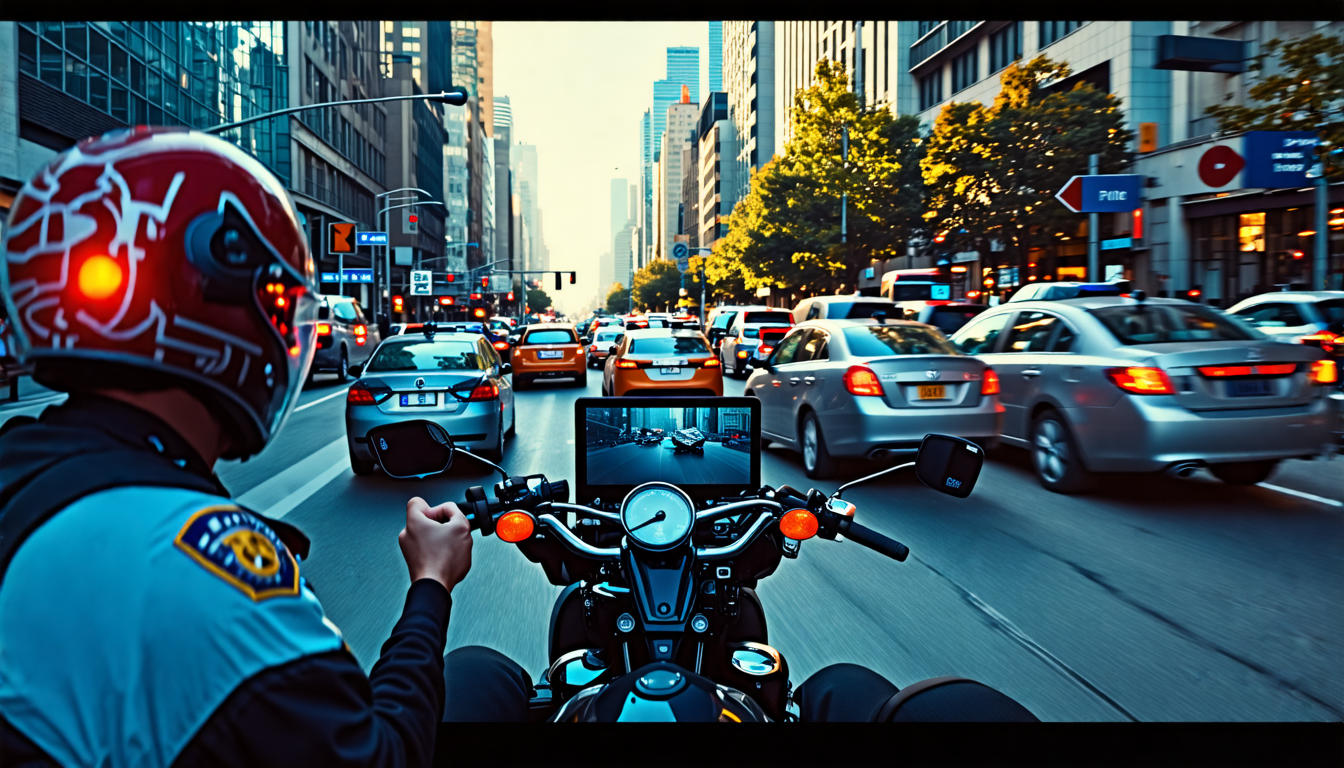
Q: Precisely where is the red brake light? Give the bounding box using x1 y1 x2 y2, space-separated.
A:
469 383 500 400
317 323 331 335
616 359 639 369
1198 364 1296 377
1297 331 1337 344
493 341 510 350
347 384 377 405
354 325 367 336
981 368 1000 395
1105 367 1175 395
356 336 366 346
758 345 774 355
844 365 885 397
702 357 721 368
1309 360 1338 384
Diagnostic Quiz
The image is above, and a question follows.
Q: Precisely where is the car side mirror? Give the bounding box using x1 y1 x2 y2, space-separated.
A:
581 336 592 345
366 420 455 479
914 434 984 498
500 363 512 376
348 363 363 378
608 345 619 356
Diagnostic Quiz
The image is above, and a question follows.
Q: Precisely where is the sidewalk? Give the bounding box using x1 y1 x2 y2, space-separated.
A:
0 376 67 429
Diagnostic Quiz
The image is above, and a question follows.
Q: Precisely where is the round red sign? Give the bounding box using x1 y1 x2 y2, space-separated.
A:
1198 145 1245 188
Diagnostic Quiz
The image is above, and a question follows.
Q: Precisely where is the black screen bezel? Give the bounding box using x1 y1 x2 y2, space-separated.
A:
574 396 761 504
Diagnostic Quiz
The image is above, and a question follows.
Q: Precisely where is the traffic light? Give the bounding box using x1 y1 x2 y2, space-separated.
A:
392 295 404 312
1177 288 1203 302
481 276 489 288
569 272 576 284
507 291 515 301
555 272 562 291
446 273 456 283
470 292 482 301
404 210 419 234
472 307 487 319
438 296 454 306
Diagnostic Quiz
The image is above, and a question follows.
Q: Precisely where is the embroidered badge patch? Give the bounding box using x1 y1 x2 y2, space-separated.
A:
174 506 300 600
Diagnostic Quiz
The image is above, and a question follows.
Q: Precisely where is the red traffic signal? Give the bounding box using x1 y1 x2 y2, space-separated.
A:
470 292 482 301
408 214 418 224
507 291 515 301
392 295 404 310
481 276 489 288
569 272 576 284
472 307 487 319
447 273 456 283
438 296 454 306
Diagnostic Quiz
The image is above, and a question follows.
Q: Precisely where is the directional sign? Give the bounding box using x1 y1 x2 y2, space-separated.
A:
320 272 341 283
1055 175 1144 213
342 268 373 284
410 270 433 295
328 222 356 255
357 231 388 246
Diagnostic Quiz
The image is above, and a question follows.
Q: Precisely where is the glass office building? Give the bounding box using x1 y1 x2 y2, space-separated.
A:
708 22 722 93
14 21 291 184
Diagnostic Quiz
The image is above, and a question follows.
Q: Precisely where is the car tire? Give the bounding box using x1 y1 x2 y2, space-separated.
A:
505 404 516 438
514 375 529 391
349 445 377 476
336 349 350 383
801 411 837 480
482 412 505 462
1209 460 1277 486
1031 410 1094 494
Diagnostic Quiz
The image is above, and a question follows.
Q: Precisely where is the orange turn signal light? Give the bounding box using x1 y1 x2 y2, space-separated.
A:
702 357 721 368
1309 360 1338 384
616 359 639 369
779 509 819 541
496 511 535 543
317 322 332 335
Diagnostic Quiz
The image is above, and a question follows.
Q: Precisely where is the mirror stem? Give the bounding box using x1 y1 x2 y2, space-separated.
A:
453 447 509 480
834 461 915 499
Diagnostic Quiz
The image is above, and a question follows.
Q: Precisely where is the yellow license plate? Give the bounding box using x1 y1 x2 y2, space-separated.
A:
917 384 947 400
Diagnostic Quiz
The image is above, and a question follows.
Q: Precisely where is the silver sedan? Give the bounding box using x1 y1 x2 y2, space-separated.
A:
345 330 516 474
744 318 1005 479
947 295 1338 493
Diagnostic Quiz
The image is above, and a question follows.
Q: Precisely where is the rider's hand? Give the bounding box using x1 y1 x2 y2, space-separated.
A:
399 497 473 594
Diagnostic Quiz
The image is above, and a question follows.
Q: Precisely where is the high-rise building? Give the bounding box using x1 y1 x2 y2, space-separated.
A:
599 250 614 297
611 178 628 243
659 98 698 261
708 22 724 92
698 92 734 249
512 142 540 272
681 139 699 250
723 22 775 210
645 47 699 270
493 95 512 271
639 109 652 271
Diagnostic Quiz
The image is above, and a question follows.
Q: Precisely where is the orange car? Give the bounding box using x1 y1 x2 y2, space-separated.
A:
601 328 723 397
512 323 586 390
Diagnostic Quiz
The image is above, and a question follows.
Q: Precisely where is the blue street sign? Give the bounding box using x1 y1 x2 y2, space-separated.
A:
1243 131 1318 189
356 232 388 246
1056 174 1144 213
671 242 689 260
1101 237 1133 251
320 272 340 283
342 269 373 283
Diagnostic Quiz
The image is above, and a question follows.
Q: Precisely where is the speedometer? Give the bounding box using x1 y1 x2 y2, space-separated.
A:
620 483 696 551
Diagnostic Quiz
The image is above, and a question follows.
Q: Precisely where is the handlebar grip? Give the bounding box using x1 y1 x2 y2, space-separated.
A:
840 520 909 562
546 479 570 505
773 485 811 510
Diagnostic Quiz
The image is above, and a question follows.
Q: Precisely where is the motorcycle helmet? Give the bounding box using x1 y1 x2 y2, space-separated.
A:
0 126 318 460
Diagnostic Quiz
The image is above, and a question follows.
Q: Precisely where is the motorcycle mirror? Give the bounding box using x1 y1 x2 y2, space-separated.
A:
914 434 983 498
500 363 513 376
348 363 363 377
366 420 455 479
608 345 619 356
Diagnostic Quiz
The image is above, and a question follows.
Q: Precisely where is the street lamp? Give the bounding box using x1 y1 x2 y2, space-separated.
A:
690 247 714 326
203 89 468 135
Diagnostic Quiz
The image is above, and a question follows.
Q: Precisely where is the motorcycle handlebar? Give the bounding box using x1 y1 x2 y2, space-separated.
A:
838 519 910 562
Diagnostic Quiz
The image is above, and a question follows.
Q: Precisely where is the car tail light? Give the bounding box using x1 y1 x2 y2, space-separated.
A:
844 366 885 397
737 349 750 359
347 383 378 405
1105 367 1175 395
758 345 774 355
493 341 510 351
354 325 367 337
590 344 598 353
1308 360 1338 384
616 359 639 369
702 357 721 368
356 336 366 346
1198 364 1297 377
469 383 500 400
1296 331 1336 345
981 368 1000 395
317 323 331 335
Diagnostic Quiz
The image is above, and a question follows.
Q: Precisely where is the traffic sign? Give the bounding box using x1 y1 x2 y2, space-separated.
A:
329 222 356 254
1198 145 1244 187
1055 175 1143 213
410 270 433 295
671 242 689 260
357 232 388 246
341 268 373 284
1243 131 1317 188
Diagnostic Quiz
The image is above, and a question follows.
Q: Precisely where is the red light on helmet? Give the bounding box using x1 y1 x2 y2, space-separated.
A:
78 255 123 300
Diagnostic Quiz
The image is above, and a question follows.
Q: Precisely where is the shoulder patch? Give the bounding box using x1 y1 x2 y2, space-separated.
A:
174 506 300 600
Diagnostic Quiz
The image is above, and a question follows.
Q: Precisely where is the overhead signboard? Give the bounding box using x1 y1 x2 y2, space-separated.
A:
1242 131 1318 189
394 247 414 266
357 231 388 246
1056 174 1144 213
342 268 373 284
410 270 433 295
328 222 356 255
489 275 512 292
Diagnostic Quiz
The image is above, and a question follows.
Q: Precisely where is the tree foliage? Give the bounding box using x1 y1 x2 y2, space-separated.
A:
605 282 630 314
921 55 1133 278
1205 33 1344 181
526 287 552 314
631 259 682 311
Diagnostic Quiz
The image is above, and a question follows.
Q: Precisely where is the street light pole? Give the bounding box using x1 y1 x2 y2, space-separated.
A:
203 90 467 135
378 200 445 319
691 247 713 327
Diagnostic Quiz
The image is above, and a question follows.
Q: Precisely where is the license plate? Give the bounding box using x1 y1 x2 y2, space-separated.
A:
659 367 680 375
538 350 563 359
399 393 437 407
917 384 947 400
1227 379 1275 397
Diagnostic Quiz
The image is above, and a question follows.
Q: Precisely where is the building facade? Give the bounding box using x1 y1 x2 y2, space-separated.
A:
493 95 512 271
659 99 698 262
723 22 776 210
708 22 724 93
697 92 734 249
681 138 699 250
644 48 699 270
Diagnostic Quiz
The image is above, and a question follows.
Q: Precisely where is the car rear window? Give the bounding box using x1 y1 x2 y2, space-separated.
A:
524 329 577 344
844 302 899 319
1090 305 1261 345
759 327 791 342
926 306 988 333
843 325 960 356
366 340 488 372
1317 299 1344 326
742 312 793 325
629 336 711 356
712 312 737 329
595 329 622 342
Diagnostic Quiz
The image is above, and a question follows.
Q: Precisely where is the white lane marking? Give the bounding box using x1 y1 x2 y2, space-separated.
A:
1258 483 1344 508
295 385 351 412
237 437 349 519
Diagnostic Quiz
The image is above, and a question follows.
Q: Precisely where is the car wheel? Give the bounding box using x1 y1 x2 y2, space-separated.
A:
505 404 516 438
514 375 528 391
1031 410 1094 494
1208 460 1278 486
349 444 377 476
801 412 836 480
482 412 505 462
336 349 350 383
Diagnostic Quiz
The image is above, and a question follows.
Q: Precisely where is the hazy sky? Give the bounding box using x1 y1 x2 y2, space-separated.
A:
493 22 710 315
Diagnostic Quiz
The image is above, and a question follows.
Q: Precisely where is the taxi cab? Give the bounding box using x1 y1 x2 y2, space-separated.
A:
511 323 586 390
601 328 723 397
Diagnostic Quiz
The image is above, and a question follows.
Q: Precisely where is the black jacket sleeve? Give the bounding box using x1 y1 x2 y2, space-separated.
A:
173 579 453 768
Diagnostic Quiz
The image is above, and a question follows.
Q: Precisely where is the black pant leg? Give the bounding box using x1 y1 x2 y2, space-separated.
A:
794 663 899 722
441 645 534 722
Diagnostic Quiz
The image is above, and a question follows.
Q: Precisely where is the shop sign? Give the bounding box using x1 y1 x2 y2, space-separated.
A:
1242 131 1318 189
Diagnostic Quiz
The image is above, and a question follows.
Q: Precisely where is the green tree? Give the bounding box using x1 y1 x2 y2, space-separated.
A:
1205 33 1344 181
921 55 1133 281
631 259 682 311
526 287 552 314
605 282 631 314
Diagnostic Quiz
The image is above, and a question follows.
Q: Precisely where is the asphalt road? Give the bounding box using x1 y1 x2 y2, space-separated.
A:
585 441 751 486
188 367 1344 721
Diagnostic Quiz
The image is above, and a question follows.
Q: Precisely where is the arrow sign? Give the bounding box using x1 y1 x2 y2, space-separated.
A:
1055 174 1144 213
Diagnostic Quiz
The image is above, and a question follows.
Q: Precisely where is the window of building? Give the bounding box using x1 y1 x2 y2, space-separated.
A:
1039 21 1084 48
989 22 1022 73
919 70 943 111
952 47 978 93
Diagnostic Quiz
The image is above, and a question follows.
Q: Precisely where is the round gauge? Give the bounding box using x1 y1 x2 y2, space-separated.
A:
620 483 696 551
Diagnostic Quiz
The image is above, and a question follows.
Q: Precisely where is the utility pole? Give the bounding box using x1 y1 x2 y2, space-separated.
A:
1088 153 1100 282
842 123 850 272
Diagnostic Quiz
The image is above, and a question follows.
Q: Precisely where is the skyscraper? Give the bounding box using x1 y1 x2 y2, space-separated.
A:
708 22 723 92
610 178 628 242
640 110 652 271
645 47 699 270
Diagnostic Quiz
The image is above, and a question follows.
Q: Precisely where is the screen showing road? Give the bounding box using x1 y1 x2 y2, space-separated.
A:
582 404 754 488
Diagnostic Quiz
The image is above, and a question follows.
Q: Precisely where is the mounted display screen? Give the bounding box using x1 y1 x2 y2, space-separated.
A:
575 397 761 503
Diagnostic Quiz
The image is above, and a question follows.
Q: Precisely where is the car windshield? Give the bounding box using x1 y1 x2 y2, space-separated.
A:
927 306 988 334
595 330 622 342
844 302 899 319
629 336 711 356
524 330 577 344
843 325 960 356
1091 304 1262 345
742 312 793 325
365 340 488 372
1317 299 1344 326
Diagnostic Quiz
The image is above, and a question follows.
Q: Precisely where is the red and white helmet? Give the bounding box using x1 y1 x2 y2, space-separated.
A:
0 126 318 460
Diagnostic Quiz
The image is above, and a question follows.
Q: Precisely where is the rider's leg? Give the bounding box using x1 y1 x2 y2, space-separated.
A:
794 666 1040 722
793 663 900 722
442 645 534 722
